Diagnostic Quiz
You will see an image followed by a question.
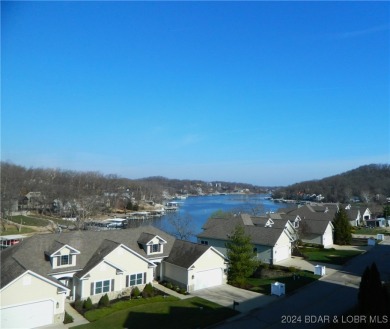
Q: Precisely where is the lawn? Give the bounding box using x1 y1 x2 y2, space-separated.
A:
300 247 362 265
0 224 36 235
352 227 390 235
73 296 238 329
247 269 319 294
9 215 50 227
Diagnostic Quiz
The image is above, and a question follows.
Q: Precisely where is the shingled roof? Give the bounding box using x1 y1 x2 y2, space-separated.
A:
198 214 291 247
164 240 219 269
0 225 175 289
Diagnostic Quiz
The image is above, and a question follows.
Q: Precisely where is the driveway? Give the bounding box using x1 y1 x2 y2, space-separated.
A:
191 284 280 313
215 239 390 328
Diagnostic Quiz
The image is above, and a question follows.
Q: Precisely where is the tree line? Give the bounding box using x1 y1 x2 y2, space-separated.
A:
0 162 265 222
272 164 390 203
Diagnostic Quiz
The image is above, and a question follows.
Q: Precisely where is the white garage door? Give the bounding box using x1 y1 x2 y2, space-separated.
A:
195 268 222 291
1 300 53 328
274 245 290 263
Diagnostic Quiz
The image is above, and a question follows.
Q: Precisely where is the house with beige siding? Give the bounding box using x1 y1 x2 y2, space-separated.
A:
0 226 227 328
197 214 295 264
163 239 227 292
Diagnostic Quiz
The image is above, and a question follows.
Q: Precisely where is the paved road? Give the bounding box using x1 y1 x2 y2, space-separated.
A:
214 239 390 329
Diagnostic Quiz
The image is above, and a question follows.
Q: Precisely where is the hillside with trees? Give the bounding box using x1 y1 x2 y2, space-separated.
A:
0 162 266 221
272 164 390 203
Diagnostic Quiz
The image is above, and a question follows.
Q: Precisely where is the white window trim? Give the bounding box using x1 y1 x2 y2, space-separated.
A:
126 272 145 287
94 279 111 295
55 254 74 267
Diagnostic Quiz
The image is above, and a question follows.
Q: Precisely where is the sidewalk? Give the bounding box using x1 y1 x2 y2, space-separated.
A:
37 301 89 329
153 282 193 299
66 301 89 328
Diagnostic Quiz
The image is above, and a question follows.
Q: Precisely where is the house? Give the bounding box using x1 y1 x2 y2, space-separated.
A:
0 226 227 328
163 240 227 292
278 205 335 247
197 213 294 264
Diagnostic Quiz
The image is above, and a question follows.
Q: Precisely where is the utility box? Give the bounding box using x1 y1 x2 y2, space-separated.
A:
368 238 376 246
377 234 384 241
271 282 285 296
314 265 326 276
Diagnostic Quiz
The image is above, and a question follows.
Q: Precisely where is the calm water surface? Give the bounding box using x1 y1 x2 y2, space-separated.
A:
153 194 285 241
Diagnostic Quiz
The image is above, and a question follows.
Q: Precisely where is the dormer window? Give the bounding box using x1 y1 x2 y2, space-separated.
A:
47 243 80 269
151 244 161 253
58 255 72 266
137 233 167 255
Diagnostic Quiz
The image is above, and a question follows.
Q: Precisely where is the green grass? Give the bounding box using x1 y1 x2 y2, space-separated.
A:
0 225 36 235
352 227 390 235
300 248 362 265
9 215 49 227
73 296 238 329
247 270 319 294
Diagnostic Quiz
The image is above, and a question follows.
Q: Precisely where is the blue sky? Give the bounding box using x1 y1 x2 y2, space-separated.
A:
2 1 389 186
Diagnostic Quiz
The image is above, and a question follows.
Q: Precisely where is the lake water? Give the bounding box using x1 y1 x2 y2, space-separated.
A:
152 194 285 241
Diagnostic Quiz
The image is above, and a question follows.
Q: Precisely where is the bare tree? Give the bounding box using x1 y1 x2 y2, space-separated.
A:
166 212 196 240
360 190 371 204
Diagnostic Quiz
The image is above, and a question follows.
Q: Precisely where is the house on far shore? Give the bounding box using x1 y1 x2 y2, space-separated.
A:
197 213 295 264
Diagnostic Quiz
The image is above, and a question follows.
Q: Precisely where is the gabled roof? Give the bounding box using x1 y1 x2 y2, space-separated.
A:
197 214 290 247
283 205 335 221
75 239 120 278
46 241 81 257
164 240 225 269
1 247 29 289
1 225 175 285
137 232 167 245
0 245 70 292
301 219 333 235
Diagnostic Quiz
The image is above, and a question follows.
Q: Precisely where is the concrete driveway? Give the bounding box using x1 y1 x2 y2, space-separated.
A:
191 284 280 313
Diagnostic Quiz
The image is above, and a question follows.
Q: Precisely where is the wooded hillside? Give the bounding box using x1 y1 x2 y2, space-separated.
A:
0 162 265 219
272 164 390 203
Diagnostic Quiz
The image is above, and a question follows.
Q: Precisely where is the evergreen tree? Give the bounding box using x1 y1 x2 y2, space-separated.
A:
333 208 352 245
226 224 259 287
98 294 110 308
358 262 390 316
358 266 371 314
383 205 390 223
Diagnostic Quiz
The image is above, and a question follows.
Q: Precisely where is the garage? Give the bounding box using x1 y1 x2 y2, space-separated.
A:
1 300 54 328
195 268 223 290
274 245 290 263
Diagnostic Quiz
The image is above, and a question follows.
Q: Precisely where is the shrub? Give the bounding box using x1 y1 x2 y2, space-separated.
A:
73 299 83 312
142 283 155 298
98 293 110 308
132 286 141 298
179 288 187 295
83 297 93 310
166 282 173 289
288 266 298 273
63 312 74 324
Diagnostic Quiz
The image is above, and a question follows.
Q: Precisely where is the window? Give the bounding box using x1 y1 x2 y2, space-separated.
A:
95 280 111 294
151 244 161 253
126 273 145 287
56 254 72 266
200 240 208 245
